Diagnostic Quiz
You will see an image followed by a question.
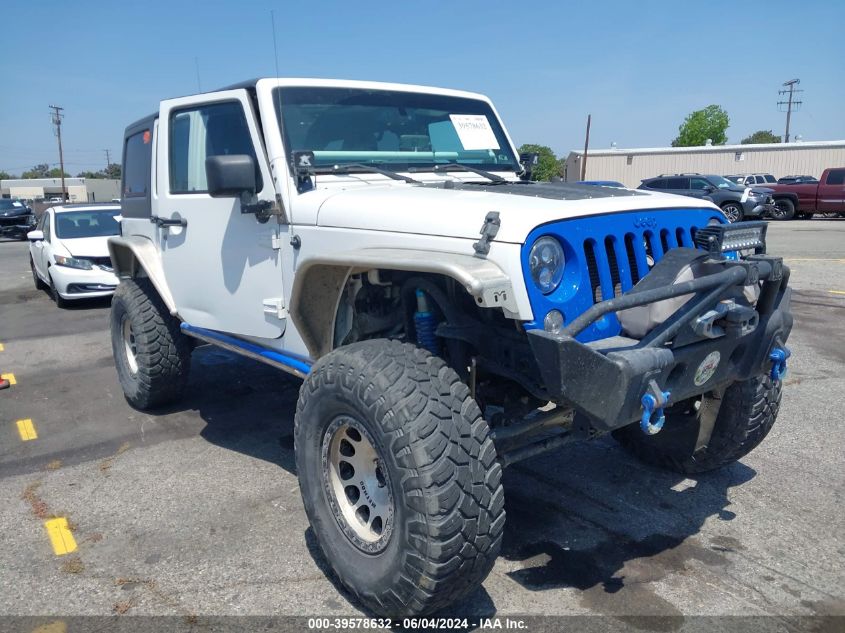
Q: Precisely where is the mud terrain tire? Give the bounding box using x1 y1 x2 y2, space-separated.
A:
295 339 505 616
110 278 191 410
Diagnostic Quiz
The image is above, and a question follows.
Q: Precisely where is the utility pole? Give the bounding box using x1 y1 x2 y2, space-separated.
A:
580 114 592 181
49 105 66 201
778 79 802 143
103 149 111 170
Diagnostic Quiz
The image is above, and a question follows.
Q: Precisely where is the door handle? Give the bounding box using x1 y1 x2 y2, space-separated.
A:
151 216 187 228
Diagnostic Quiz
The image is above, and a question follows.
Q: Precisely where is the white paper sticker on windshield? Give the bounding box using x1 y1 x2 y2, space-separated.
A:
449 114 500 151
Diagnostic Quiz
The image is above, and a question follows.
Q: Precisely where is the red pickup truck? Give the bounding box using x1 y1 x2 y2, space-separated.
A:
769 167 845 220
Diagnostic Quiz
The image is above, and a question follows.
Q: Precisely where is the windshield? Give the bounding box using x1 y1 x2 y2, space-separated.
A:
274 86 519 173
707 176 739 189
55 210 121 239
0 199 26 211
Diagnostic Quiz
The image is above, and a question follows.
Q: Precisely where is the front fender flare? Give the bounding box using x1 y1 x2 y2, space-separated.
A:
290 248 520 359
107 235 177 315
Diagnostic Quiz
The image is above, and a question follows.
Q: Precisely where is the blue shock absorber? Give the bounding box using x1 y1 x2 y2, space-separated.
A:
414 289 439 355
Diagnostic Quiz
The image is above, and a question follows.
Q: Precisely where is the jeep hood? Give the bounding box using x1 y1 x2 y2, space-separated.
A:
315 182 721 244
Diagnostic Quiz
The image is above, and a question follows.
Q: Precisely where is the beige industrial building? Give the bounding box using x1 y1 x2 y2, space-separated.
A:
1 177 120 203
563 140 845 188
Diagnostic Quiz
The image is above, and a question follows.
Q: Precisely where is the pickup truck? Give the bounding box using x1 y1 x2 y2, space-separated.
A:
768 167 845 220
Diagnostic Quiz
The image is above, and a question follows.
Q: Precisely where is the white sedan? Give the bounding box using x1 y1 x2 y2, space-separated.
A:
28 203 121 307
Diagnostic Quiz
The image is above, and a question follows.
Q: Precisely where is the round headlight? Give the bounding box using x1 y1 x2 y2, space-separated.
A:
529 236 565 294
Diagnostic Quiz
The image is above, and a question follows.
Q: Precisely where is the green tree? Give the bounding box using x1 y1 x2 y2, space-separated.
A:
741 130 781 144
671 105 730 147
21 163 51 178
0 171 16 180
76 171 102 179
102 163 122 179
47 167 71 178
517 144 560 181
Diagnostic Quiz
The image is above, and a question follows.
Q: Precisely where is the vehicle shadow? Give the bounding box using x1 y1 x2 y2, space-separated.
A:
181 345 756 624
496 447 755 624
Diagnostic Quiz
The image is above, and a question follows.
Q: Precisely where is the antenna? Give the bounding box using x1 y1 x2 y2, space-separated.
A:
270 10 289 224
194 57 202 93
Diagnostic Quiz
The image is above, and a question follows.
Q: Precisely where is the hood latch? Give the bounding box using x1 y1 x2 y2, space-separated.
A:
473 211 500 256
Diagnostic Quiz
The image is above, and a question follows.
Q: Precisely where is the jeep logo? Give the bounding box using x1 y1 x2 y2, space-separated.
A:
634 216 657 228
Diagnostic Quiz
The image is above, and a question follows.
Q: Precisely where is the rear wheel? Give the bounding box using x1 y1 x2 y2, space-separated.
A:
613 374 782 474
770 198 796 220
110 278 192 410
295 339 505 616
720 202 744 223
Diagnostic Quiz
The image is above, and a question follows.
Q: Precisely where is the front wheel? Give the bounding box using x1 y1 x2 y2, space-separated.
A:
720 202 744 223
295 340 505 616
613 374 782 474
770 198 796 220
31 257 46 290
48 270 68 308
110 278 192 410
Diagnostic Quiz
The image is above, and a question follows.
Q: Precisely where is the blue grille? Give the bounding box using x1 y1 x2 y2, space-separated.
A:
521 208 726 342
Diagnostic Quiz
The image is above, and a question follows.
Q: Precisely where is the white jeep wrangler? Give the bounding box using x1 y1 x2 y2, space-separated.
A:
108 78 793 616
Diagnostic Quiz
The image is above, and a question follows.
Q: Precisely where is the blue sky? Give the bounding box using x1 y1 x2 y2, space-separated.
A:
2 0 843 175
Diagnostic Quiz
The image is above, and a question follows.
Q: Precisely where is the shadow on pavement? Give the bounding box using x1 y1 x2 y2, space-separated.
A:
168 345 757 625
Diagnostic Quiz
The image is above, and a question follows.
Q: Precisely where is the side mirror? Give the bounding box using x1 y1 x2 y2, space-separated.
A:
205 155 256 198
27 230 44 242
703 185 715 193
519 152 540 181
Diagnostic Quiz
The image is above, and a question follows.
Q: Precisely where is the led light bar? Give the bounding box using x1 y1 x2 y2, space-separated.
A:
694 221 767 256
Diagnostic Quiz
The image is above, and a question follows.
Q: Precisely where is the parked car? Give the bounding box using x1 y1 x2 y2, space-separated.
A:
776 175 818 185
105 77 793 617
0 198 36 240
638 174 775 223
27 203 121 307
766 168 845 220
725 173 777 186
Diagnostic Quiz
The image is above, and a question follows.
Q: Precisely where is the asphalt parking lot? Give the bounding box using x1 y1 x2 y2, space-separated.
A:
1 220 844 629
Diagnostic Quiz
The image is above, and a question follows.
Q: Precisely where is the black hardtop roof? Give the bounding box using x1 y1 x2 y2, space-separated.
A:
124 79 263 136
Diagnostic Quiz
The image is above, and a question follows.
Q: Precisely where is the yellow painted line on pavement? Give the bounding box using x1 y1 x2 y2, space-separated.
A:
1 373 16 385
829 290 845 296
44 518 77 555
0 342 5 351
32 621 67 633
16 419 37 441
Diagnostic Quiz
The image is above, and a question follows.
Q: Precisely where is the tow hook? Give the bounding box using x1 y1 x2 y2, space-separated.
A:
640 380 671 435
769 346 791 382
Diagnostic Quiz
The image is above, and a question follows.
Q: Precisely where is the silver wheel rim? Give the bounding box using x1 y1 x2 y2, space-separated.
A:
121 315 139 375
772 202 790 219
321 416 394 553
723 205 741 222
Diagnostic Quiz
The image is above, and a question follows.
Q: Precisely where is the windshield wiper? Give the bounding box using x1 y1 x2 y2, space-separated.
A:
431 163 507 183
314 163 421 184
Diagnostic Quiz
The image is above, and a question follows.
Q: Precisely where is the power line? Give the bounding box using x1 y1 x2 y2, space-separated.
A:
777 79 803 143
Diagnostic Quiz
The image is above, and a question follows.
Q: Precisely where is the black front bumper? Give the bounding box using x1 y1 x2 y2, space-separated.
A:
527 255 793 432
0 214 36 236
